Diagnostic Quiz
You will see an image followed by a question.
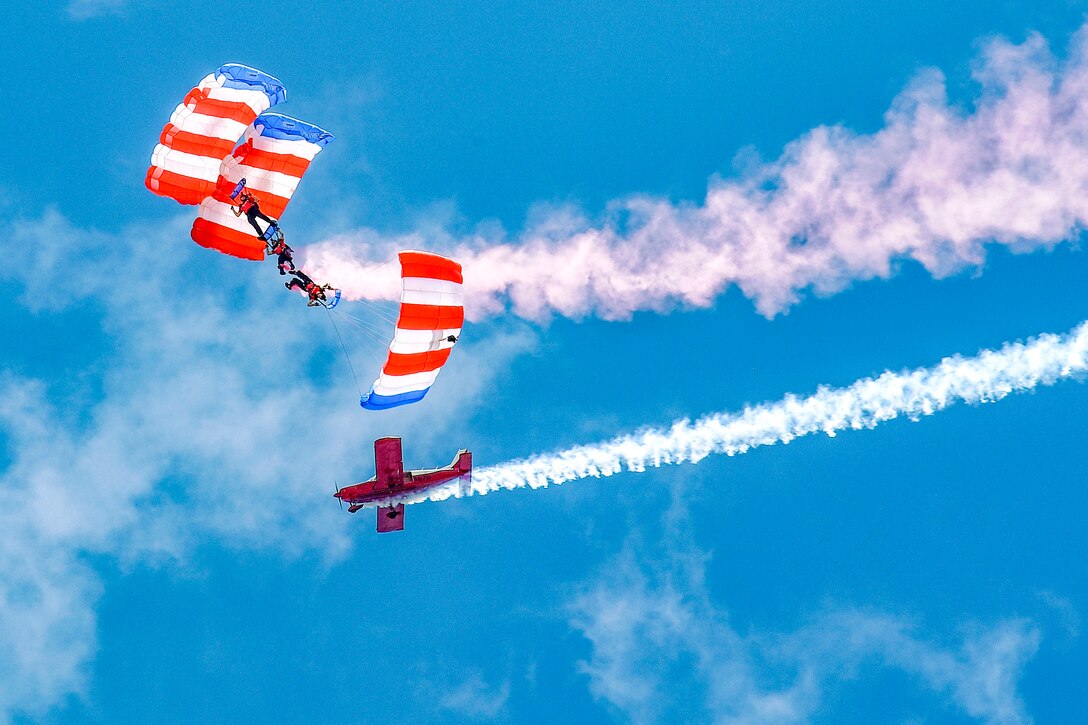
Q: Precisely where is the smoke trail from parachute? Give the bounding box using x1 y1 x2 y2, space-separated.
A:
383 321 1088 506
305 26 1088 322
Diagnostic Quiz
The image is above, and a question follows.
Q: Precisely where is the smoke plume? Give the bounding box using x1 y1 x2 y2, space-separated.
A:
373 321 1088 506
306 27 1088 321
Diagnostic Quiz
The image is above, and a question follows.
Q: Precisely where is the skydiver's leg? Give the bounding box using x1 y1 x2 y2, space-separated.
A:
277 252 295 274
246 210 265 237
252 209 276 225
285 278 305 292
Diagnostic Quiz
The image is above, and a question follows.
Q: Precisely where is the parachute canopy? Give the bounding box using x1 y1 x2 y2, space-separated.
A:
360 252 464 411
146 64 332 261
192 113 334 260
146 64 285 206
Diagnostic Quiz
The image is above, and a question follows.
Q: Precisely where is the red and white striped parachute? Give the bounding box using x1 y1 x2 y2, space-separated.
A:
145 64 331 261
359 252 464 410
193 114 333 260
146 64 285 207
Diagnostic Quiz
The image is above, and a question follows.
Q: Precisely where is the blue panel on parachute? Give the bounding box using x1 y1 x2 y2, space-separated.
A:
229 178 247 200
260 223 281 242
256 113 335 147
216 63 287 105
323 289 341 310
360 389 430 411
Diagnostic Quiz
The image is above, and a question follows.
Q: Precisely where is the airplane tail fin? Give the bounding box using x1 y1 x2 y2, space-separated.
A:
456 450 472 497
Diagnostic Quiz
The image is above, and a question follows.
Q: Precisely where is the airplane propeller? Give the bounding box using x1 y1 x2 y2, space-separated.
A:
334 481 343 511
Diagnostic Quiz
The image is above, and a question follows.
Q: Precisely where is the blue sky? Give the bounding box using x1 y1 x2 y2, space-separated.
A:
3 1 1088 723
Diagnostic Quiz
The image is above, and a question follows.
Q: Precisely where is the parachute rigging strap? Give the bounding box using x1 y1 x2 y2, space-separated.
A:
357 256 397 278
324 305 363 400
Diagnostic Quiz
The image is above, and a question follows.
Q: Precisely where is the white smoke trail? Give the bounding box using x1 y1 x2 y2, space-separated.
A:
370 321 1088 507
305 26 1088 321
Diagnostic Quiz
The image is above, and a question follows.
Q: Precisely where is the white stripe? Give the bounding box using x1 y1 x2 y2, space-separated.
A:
403 277 462 294
401 277 463 308
166 107 249 143
215 157 301 208
234 165 302 200
372 369 441 395
401 288 463 307
248 132 323 161
197 199 268 237
388 327 461 355
149 147 221 181
218 156 245 185
203 85 273 115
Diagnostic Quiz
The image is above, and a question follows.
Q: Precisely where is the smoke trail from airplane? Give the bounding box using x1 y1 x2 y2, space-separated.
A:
386 321 1088 506
306 26 1088 321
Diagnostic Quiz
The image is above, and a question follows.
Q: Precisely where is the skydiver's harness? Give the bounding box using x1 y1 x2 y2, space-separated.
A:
269 239 292 257
304 281 325 301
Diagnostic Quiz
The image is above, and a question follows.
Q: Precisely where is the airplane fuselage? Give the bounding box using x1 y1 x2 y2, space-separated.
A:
335 456 471 507
334 437 472 530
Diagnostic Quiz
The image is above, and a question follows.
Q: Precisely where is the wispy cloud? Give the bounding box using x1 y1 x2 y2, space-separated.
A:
0 209 533 719
65 0 128 21
438 672 511 720
569 502 1040 724
306 25 1088 322
786 612 1040 724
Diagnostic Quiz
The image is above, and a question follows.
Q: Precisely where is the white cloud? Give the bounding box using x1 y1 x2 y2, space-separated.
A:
306 25 1088 323
0 209 534 719
568 500 1040 724
438 672 511 720
569 546 814 725
65 0 128 21
785 611 1040 724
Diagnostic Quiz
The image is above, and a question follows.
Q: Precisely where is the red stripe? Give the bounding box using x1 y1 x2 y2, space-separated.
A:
397 303 464 331
157 126 237 160
381 349 451 376
191 219 266 261
237 145 312 177
243 188 290 217
203 177 291 213
183 88 260 124
206 179 291 215
399 251 463 284
145 167 215 206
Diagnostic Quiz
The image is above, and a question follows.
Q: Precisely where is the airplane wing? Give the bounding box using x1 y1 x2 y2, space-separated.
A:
377 504 405 532
374 437 405 487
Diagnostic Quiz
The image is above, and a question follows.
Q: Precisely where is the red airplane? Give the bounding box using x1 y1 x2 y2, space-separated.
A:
334 437 472 532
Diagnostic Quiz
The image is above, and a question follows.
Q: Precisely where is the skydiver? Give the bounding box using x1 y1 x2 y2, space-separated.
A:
232 190 278 239
285 270 334 307
266 234 296 275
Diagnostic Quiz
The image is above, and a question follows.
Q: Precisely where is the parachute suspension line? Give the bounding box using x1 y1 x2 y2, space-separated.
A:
336 310 394 338
332 316 389 371
357 298 400 325
358 256 396 277
332 311 395 353
340 323 390 350
343 255 399 324
324 306 364 400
